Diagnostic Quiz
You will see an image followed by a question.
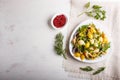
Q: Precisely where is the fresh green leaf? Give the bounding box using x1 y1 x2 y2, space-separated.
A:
93 5 102 9
94 13 101 20
80 66 106 75
54 33 67 59
84 2 90 8
102 42 110 52
100 10 106 20
80 66 93 72
93 67 105 75
80 25 88 31
78 45 84 52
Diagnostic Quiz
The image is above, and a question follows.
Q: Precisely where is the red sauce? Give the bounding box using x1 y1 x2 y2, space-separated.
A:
53 14 66 28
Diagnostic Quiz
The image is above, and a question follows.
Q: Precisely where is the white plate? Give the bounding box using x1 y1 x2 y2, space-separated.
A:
69 19 111 63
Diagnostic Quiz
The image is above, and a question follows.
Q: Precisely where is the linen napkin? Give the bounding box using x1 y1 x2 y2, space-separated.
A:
63 0 120 80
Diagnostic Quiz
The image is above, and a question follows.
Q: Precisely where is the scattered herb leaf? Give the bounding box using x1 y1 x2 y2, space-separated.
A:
80 66 93 71
80 66 106 75
84 2 90 8
93 67 105 75
54 33 67 59
92 5 102 9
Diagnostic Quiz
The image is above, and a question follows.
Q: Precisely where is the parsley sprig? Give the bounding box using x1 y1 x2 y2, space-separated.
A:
79 2 106 20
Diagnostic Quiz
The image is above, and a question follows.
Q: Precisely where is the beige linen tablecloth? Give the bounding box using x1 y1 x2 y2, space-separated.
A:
63 0 120 80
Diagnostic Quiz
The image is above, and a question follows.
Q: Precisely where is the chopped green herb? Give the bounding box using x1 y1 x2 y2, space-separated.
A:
54 33 67 59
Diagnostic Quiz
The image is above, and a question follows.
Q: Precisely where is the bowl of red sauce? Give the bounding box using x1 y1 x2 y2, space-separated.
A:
51 13 68 30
